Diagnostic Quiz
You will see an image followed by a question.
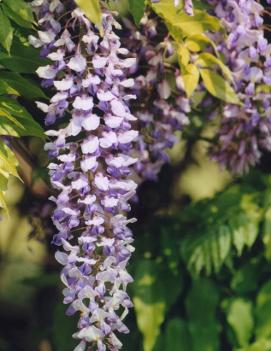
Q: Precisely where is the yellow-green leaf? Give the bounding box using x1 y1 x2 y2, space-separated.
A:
182 64 200 98
185 33 215 52
0 97 44 138
3 0 34 24
196 52 233 81
0 142 20 179
0 189 8 214
173 12 221 37
200 69 240 104
132 259 182 351
75 0 102 27
152 1 222 39
0 80 20 96
0 7 13 53
0 71 47 100
177 44 190 66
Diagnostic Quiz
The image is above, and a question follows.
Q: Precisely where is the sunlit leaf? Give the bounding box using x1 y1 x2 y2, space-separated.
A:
226 298 254 347
0 97 44 138
3 0 34 24
181 63 200 98
132 259 182 351
196 52 233 81
75 0 102 26
200 69 240 104
0 7 13 53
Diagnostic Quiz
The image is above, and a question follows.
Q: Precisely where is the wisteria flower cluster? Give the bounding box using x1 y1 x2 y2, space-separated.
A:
31 1 139 350
29 0 271 349
207 0 271 174
123 14 190 181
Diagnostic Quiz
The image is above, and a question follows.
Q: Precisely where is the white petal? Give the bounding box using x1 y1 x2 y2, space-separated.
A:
92 56 107 68
105 115 123 129
81 136 99 154
118 130 138 144
54 78 73 91
81 114 100 131
94 173 109 191
73 96 93 111
36 65 56 79
120 79 134 88
36 101 49 113
67 54 87 72
111 100 127 117
81 156 98 172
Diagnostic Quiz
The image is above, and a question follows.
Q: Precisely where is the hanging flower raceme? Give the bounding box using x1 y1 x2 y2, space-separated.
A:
123 14 190 181
31 1 138 350
207 0 271 174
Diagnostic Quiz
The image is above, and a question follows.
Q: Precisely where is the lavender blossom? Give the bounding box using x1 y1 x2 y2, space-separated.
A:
123 14 190 181
207 0 271 174
31 1 138 350
183 0 194 15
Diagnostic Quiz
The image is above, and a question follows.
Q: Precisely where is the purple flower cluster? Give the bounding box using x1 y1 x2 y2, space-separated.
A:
31 1 139 350
124 15 190 181
207 0 271 174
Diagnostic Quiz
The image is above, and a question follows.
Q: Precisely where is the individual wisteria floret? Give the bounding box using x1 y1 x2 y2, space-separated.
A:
123 14 190 181
207 0 271 174
31 1 139 350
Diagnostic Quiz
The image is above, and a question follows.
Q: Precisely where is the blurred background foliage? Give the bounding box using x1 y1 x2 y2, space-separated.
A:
3 146 271 351
1 1 271 351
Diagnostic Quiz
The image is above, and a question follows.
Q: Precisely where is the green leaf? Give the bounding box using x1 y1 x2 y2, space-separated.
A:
0 173 8 192
0 140 21 213
0 37 47 73
3 0 34 23
132 259 182 351
2 3 33 29
173 11 221 37
185 33 215 52
181 186 262 275
257 281 271 309
196 52 233 81
0 189 8 213
0 7 13 53
186 278 220 351
181 63 200 98
0 71 47 99
231 261 261 295
226 298 254 347
237 340 271 351
151 1 221 39
164 319 192 351
0 97 44 138
0 79 19 95
75 0 102 27
255 281 271 339
263 189 271 260
129 0 145 25
177 44 190 66
0 141 20 179
52 303 77 351
200 69 240 104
